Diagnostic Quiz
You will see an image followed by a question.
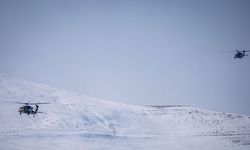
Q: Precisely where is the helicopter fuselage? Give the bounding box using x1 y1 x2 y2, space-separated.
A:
18 105 38 116
234 52 244 59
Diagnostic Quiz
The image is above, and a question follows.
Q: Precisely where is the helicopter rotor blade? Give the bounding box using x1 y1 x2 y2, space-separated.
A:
23 102 50 105
2 102 50 105
235 49 240 52
222 51 235 53
3 102 28 104
222 49 250 53
36 102 50 105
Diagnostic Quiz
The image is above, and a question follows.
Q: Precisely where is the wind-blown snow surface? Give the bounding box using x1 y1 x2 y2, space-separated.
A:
0 74 250 150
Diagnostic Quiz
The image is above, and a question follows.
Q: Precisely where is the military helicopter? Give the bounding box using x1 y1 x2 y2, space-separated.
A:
224 49 250 59
6 102 50 117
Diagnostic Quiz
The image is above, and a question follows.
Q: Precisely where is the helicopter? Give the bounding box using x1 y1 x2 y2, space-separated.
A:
224 49 250 59
6 102 50 117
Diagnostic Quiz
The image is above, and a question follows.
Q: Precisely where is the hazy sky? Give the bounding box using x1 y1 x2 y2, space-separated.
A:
0 0 250 115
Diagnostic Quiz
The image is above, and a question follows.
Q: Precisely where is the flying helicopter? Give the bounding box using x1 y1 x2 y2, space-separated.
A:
6 102 50 117
224 49 250 59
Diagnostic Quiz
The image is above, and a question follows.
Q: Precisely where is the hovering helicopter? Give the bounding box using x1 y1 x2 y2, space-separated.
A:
7 102 50 117
224 49 250 59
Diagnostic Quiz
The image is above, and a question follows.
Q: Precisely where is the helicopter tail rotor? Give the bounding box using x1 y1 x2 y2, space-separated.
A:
34 104 39 114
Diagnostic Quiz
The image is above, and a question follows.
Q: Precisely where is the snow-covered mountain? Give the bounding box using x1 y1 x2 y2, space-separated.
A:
0 74 250 150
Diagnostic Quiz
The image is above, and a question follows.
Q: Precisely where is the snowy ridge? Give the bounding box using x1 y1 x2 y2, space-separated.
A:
0 74 250 150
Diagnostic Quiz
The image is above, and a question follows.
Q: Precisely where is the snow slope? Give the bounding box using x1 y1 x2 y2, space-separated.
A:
0 74 250 150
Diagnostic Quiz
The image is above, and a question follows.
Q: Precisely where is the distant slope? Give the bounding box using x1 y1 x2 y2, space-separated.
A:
0 74 250 150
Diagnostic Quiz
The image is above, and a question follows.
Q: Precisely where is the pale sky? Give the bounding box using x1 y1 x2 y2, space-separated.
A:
0 0 250 115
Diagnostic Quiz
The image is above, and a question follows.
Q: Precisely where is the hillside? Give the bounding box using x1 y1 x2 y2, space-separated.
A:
0 74 250 150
